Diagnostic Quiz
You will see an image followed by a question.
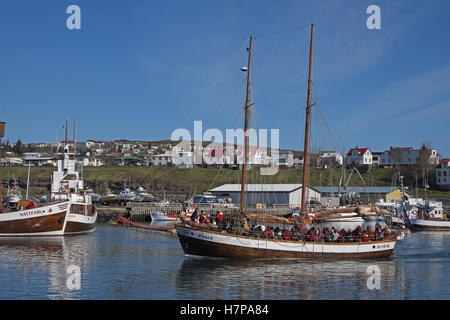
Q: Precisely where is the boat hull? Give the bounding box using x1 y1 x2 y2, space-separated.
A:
176 226 396 259
0 203 68 236
151 212 179 221
411 219 450 231
64 212 97 235
0 201 97 236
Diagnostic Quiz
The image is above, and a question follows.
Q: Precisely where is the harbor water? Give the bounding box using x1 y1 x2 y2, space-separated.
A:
0 223 449 300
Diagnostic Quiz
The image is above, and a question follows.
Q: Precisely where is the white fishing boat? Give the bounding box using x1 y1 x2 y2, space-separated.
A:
411 204 450 231
135 186 154 202
117 188 136 202
0 146 97 235
150 212 180 222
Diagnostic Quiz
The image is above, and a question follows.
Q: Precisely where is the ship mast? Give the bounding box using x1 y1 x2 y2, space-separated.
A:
301 24 314 212
0 120 5 212
240 36 253 213
73 117 76 160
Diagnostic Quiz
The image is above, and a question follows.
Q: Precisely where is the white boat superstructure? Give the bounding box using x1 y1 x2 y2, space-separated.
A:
135 187 154 202
6 182 22 208
117 188 136 202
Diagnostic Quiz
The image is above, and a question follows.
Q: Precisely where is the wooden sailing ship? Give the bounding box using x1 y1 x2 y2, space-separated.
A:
176 24 402 258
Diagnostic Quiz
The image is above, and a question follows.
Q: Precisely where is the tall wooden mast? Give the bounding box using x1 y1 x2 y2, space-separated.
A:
73 117 76 160
0 121 5 212
301 24 314 212
240 36 253 213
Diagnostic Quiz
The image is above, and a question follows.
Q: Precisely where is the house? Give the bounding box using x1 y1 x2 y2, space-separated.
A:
273 150 294 168
293 155 304 167
22 152 58 166
85 140 106 149
172 151 194 169
236 146 265 166
436 158 450 190
0 156 23 166
202 147 232 168
346 147 372 166
115 153 144 166
82 156 104 167
371 152 382 167
319 152 343 168
379 146 440 168
151 153 172 166
209 184 321 208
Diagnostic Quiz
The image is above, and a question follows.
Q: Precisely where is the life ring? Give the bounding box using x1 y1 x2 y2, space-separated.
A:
429 213 435 219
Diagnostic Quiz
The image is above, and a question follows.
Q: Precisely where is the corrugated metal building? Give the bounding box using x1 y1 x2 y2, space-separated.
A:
209 184 321 208
314 186 400 202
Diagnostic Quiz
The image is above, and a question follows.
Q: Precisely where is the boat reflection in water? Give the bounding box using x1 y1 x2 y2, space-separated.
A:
176 256 405 299
176 230 450 299
0 235 95 299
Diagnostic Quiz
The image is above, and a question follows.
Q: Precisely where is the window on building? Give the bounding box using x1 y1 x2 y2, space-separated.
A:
444 171 448 176
438 171 441 176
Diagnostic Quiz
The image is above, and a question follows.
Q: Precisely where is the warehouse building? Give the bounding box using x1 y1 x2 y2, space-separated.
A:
209 184 321 208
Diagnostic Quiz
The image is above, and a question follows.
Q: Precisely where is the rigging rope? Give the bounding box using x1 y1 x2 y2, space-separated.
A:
182 38 250 127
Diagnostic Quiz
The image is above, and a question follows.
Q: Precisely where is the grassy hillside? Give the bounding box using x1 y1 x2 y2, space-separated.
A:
2 165 450 198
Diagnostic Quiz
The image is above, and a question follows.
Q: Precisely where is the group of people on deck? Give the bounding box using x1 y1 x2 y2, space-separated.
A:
189 208 224 228
247 222 392 243
186 207 393 242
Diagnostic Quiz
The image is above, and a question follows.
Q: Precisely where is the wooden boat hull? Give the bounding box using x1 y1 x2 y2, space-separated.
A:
176 225 396 259
0 202 97 236
0 202 69 236
411 219 450 231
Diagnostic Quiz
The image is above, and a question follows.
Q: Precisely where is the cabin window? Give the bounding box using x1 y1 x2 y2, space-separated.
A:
87 205 95 216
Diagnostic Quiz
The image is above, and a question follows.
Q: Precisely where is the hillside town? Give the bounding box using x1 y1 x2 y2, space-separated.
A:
1 139 449 190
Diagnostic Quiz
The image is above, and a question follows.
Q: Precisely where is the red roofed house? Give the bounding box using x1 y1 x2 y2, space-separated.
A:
436 158 450 190
345 146 372 166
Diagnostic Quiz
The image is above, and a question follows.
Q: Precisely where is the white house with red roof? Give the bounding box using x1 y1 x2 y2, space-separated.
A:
345 146 372 166
436 158 450 190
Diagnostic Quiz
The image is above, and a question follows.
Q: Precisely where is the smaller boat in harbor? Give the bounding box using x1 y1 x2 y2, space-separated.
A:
150 205 193 222
135 187 154 202
150 212 180 222
0 152 97 236
191 192 216 204
411 203 450 231
117 188 136 203
100 188 117 204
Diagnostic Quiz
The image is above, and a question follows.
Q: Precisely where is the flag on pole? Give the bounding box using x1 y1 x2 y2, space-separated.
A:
400 205 413 228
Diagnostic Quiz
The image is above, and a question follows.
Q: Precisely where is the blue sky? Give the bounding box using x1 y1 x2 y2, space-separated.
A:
1 0 449 157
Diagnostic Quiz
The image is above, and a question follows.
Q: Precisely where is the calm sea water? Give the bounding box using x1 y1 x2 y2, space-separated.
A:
0 223 449 300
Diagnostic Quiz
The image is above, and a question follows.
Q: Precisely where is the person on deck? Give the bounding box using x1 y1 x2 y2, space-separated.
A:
216 211 224 228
